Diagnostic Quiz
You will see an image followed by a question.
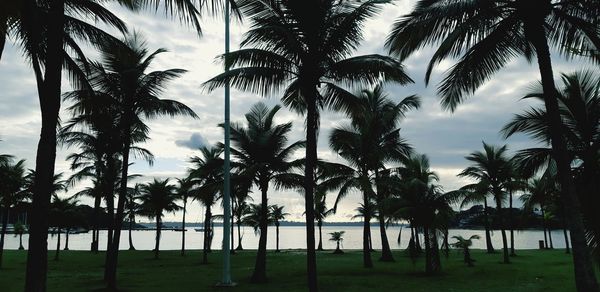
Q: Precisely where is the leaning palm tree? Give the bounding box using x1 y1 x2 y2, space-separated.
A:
228 102 303 282
459 142 512 264
204 1 413 288
386 1 600 289
329 231 345 254
137 179 181 260
0 158 27 268
68 33 197 285
452 235 481 267
270 205 289 252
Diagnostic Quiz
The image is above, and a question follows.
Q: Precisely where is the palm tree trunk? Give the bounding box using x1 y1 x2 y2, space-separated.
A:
181 199 186 256
128 216 135 250
231 197 235 254
361 190 373 267
564 226 571 254
276 223 280 252
0 207 9 268
64 228 69 251
496 197 510 264
91 195 101 252
317 221 323 251
25 0 64 289
431 229 441 273
103 156 117 281
378 213 394 262
106 131 132 289
542 207 549 249
442 229 450 258
251 185 269 283
509 191 516 256
303 91 318 292
202 207 210 264
527 21 600 291
154 216 161 259
549 227 554 249
236 217 243 250
414 227 422 253
54 228 61 261
483 198 494 253
19 233 24 250
423 226 432 274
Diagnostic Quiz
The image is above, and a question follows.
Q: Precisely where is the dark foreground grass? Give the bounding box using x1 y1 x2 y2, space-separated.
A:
0 248 593 292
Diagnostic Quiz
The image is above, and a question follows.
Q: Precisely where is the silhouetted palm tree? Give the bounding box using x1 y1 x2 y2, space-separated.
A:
459 142 512 264
270 205 289 252
387 1 600 289
137 179 181 259
228 102 303 282
49 194 79 261
205 1 413 288
13 221 26 250
176 177 194 256
0 157 26 268
452 235 481 267
126 183 142 251
329 231 345 254
452 183 495 253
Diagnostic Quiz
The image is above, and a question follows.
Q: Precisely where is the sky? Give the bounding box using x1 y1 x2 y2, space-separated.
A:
0 1 587 223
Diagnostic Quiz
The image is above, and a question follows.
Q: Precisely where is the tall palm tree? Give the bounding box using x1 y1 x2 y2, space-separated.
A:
67 33 197 287
521 177 559 249
0 157 26 268
270 205 289 252
228 102 303 282
176 177 194 256
453 183 495 253
459 142 512 264
189 145 224 265
137 179 180 259
503 70 600 263
386 1 600 289
232 176 253 251
126 183 142 251
205 1 413 288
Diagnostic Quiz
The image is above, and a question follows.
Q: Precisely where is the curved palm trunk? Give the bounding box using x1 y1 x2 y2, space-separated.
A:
564 226 571 254
414 227 422 253
362 193 373 268
496 197 510 264
483 198 494 253
303 91 318 292
236 217 243 250
377 213 394 262
0 208 9 268
181 199 186 256
64 228 70 251
202 206 211 264
106 129 132 289
251 184 269 283
128 216 135 251
91 195 101 252
54 228 61 261
25 1 65 290
527 21 600 292
0 32 5 62
509 191 516 256
548 227 554 249
154 216 161 259
317 221 323 251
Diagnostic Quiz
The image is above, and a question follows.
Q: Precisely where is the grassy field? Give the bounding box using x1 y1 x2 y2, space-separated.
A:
0 248 593 291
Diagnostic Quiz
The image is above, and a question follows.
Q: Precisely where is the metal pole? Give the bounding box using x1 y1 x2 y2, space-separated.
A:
220 0 233 286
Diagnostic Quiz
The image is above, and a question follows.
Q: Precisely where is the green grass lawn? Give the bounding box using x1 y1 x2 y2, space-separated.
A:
0 248 593 291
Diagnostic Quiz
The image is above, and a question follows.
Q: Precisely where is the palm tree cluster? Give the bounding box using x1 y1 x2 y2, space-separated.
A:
0 0 599 291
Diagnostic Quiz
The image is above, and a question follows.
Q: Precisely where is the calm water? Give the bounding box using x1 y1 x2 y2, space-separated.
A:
3 225 568 251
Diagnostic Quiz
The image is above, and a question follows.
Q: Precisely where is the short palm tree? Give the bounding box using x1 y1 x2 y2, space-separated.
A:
329 231 345 254
49 194 79 261
137 179 181 259
13 221 26 250
386 1 600 288
0 158 26 267
452 235 481 267
521 177 559 250
270 205 289 252
228 102 303 282
204 1 413 288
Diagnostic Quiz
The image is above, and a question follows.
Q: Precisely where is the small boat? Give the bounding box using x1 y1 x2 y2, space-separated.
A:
194 228 205 232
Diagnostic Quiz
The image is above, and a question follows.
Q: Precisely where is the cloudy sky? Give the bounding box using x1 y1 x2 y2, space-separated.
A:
0 1 585 222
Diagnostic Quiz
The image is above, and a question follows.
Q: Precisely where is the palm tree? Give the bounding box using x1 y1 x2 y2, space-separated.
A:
270 205 289 252
126 183 142 251
189 145 224 265
453 183 495 253
386 1 600 289
232 177 253 251
67 33 197 286
228 102 303 282
0 157 26 268
176 177 194 256
503 70 600 263
49 194 79 261
452 235 481 267
13 221 26 250
459 142 512 264
314 195 334 251
137 179 181 259
521 177 558 249
204 1 413 288
329 231 345 254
